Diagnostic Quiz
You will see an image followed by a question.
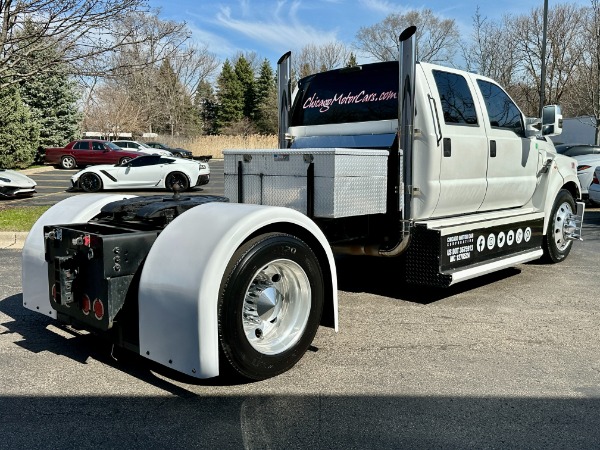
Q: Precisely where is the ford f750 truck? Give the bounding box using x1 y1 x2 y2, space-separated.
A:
22 27 584 381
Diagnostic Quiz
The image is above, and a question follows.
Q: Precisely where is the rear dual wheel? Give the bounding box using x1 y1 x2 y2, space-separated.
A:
218 233 324 380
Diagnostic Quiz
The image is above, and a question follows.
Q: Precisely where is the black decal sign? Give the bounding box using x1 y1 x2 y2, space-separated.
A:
441 219 544 271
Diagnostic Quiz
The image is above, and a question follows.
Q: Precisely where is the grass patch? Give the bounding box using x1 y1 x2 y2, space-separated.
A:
0 205 50 231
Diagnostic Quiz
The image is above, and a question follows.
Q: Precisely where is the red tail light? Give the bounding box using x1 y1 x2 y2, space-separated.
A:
81 295 91 315
593 172 600 185
577 164 592 172
93 298 104 320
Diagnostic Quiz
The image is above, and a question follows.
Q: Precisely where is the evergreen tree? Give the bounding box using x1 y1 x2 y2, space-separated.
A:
215 59 244 132
234 56 256 119
155 59 184 135
195 80 218 134
346 53 358 68
0 85 40 168
254 59 278 134
16 21 80 154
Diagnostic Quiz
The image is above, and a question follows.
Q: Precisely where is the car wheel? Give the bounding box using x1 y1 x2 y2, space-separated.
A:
79 173 103 193
119 157 132 165
542 189 576 263
165 172 190 191
218 233 324 380
60 155 76 170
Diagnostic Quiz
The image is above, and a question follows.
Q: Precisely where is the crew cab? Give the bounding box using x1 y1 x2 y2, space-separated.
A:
44 140 143 169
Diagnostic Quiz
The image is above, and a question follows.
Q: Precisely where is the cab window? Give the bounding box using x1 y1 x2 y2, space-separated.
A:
432 70 478 125
477 79 524 134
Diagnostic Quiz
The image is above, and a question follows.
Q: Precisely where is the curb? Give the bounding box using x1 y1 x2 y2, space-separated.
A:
0 232 28 250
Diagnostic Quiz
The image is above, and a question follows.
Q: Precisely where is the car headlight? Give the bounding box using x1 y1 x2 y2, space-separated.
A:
0 177 11 182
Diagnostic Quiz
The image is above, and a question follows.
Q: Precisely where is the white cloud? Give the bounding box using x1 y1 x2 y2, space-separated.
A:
359 0 399 15
212 0 340 53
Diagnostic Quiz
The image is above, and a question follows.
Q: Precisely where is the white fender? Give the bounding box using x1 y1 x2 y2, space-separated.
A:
542 160 580 232
22 194 136 317
138 202 338 379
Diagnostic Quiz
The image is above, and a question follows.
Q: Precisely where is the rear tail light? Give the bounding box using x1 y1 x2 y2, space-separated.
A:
93 298 104 320
81 295 91 315
593 172 600 185
577 165 592 171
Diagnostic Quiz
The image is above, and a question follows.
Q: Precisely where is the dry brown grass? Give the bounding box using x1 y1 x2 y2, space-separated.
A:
155 135 278 159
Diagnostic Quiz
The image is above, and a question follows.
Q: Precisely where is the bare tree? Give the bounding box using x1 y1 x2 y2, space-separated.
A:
355 9 459 64
462 8 518 88
82 82 146 137
511 3 585 116
293 41 349 80
569 0 600 143
0 1 188 88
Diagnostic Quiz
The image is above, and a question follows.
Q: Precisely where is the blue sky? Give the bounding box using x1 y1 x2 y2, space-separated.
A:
148 0 590 66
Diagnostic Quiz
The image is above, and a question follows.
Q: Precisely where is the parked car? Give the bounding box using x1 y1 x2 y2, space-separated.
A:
71 154 210 192
145 141 193 159
555 144 600 157
574 153 600 199
45 140 143 169
588 166 600 205
112 140 173 157
0 169 36 198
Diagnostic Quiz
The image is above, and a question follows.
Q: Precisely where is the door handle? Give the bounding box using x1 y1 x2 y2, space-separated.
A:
490 140 497 157
443 138 451 157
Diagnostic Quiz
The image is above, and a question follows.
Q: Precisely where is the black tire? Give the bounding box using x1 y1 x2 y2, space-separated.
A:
119 157 132 165
165 172 190 191
543 189 576 263
218 233 324 380
79 173 103 192
60 155 76 170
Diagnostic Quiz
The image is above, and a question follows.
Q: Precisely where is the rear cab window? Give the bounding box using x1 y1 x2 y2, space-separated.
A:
431 70 478 126
291 61 399 127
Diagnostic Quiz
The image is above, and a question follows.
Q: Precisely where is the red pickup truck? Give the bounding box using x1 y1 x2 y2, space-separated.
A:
45 140 143 169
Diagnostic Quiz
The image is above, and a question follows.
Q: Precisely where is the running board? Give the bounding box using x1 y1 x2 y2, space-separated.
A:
445 249 543 285
405 214 545 287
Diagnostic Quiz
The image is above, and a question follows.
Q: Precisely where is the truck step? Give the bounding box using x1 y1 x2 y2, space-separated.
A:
406 213 544 287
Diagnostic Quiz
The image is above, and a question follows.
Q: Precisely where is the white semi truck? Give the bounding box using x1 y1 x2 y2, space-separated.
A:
22 27 584 381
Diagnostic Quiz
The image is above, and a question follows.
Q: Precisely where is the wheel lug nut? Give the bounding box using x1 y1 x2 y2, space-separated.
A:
255 329 263 338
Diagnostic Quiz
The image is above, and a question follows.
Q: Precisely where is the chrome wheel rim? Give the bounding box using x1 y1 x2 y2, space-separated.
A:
62 157 75 169
553 201 573 251
242 259 311 355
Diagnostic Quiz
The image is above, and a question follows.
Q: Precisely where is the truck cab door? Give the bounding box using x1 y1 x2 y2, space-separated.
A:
422 66 488 217
474 79 539 211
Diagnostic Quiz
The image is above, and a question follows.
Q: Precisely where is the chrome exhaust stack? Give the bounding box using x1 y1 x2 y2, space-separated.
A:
277 51 292 149
378 25 417 257
398 25 416 223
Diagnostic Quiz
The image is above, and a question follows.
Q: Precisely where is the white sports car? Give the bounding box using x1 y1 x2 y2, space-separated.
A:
0 169 37 198
112 140 174 157
71 155 210 192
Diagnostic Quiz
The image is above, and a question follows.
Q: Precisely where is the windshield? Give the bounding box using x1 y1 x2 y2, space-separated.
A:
291 61 399 127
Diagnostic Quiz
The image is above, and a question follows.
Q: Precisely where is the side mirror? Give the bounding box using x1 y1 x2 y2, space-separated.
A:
541 105 563 136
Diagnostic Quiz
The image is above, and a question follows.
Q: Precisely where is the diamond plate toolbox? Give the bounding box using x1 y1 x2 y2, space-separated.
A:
223 148 388 218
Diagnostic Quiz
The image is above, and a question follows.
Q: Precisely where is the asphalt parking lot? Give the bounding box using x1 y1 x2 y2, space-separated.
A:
1 163 600 448
2 159 225 209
